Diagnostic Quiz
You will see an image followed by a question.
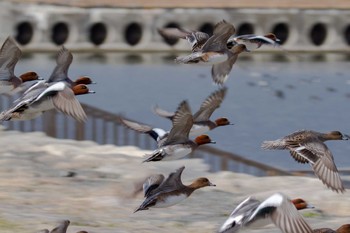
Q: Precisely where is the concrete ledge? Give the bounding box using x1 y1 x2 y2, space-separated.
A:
2 2 350 52
5 0 350 9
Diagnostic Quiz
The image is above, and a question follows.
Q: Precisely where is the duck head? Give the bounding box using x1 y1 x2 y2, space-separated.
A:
215 117 233 127
19 71 42 82
190 177 216 189
74 76 96 85
337 224 350 233
326 131 350 140
264 33 280 42
291 198 314 210
72 84 95 95
194 134 216 145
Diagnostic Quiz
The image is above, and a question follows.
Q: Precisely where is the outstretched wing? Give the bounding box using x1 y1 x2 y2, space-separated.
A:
48 46 73 83
164 100 193 145
0 36 22 79
193 87 227 121
288 139 345 193
201 20 235 52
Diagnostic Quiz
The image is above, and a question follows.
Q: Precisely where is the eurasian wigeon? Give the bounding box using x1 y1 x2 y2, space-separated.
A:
228 33 281 51
142 101 215 162
158 27 210 52
47 46 73 84
73 76 96 86
119 99 216 151
153 87 233 136
174 21 248 85
261 130 348 193
118 99 194 147
134 166 215 212
0 81 94 122
313 224 350 233
0 36 41 94
218 193 314 233
47 47 95 86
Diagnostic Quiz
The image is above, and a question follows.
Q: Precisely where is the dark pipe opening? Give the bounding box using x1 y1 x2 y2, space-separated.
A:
344 25 350 46
15 22 33 45
51 22 69 45
89 22 107 46
199 23 214 37
272 23 289 45
161 22 180 46
309 23 327 46
237 23 254 35
124 22 142 46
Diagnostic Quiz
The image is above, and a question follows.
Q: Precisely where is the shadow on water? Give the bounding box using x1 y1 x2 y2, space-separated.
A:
123 53 144 64
309 53 327 62
83 53 109 63
21 52 35 59
161 53 178 63
11 51 350 172
269 54 290 62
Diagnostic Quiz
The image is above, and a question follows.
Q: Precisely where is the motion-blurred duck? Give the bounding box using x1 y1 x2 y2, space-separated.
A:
134 166 215 212
47 46 96 86
153 87 233 136
0 81 94 122
174 20 248 85
218 193 314 233
228 33 281 51
0 36 41 94
262 130 349 193
120 100 215 162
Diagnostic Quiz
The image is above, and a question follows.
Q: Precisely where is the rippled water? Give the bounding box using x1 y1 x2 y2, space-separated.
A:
14 52 350 170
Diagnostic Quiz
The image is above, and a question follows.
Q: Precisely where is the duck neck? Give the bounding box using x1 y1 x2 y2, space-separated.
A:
184 185 197 195
319 133 339 141
187 181 206 192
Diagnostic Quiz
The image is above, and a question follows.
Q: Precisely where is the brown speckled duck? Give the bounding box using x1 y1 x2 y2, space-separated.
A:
262 130 349 193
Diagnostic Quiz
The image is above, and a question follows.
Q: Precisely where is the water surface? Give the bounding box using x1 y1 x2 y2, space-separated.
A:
15 52 350 171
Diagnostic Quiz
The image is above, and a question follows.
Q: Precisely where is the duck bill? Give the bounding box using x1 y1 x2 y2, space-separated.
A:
342 134 350 140
88 90 96 94
210 141 216 144
209 182 216 187
37 76 45 80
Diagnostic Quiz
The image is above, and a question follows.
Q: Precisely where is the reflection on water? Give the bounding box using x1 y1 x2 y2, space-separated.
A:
82 53 109 63
123 53 145 64
12 52 350 171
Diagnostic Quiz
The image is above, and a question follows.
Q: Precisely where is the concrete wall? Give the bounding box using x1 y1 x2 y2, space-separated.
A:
1 2 350 52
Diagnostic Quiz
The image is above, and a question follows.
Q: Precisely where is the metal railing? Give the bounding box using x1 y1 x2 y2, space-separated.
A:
0 94 291 177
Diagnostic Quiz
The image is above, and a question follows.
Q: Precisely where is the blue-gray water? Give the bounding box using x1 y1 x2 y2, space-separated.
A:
14 52 350 171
